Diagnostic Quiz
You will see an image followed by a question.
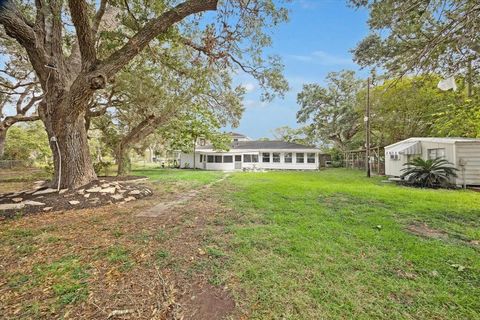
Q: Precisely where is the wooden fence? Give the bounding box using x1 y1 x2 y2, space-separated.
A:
343 147 385 175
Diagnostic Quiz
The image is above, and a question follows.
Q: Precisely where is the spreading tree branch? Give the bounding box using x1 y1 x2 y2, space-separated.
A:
98 0 218 78
68 0 97 70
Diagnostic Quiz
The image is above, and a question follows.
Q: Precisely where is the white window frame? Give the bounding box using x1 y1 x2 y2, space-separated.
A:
427 148 446 160
272 152 280 163
243 154 259 163
307 153 316 163
284 152 292 163
262 152 270 163
296 153 305 163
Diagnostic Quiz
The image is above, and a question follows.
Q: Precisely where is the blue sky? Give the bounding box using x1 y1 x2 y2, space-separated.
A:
230 0 370 139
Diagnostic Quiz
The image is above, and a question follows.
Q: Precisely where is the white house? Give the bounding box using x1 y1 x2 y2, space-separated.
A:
385 137 480 186
179 133 320 171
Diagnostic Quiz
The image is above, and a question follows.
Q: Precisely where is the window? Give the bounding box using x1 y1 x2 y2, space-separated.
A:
223 155 233 163
235 155 242 162
215 155 223 163
273 153 280 163
199 139 206 146
428 148 446 160
233 138 238 142
296 153 305 163
307 153 316 163
390 153 399 161
262 152 270 163
284 153 292 163
207 155 214 163
243 154 258 163
200 155 203 163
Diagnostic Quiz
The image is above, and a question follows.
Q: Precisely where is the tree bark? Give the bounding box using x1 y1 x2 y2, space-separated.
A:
0 0 218 189
0 129 6 158
40 93 98 189
116 145 131 176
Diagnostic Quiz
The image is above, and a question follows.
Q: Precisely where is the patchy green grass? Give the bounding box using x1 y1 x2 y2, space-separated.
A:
104 245 134 271
215 169 480 319
7 255 90 308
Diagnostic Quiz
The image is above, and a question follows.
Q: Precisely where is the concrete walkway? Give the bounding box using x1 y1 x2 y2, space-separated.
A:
137 174 229 218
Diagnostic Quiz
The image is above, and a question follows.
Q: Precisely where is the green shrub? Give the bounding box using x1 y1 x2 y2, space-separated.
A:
401 157 458 188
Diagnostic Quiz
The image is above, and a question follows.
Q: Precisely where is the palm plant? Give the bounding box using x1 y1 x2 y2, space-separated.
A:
401 157 458 188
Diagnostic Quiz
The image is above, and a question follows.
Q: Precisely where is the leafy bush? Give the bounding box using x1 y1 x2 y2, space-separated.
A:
400 157 458 188
93 160 112 176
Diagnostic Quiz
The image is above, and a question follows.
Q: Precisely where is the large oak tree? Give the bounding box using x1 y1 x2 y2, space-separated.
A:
0 0 288 188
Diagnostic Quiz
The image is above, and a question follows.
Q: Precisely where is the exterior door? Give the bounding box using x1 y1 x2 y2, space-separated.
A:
234 155 242 170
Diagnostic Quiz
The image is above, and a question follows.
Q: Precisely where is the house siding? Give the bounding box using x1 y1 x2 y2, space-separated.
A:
455 142 480 186
180 150 319 171
385 139 480 186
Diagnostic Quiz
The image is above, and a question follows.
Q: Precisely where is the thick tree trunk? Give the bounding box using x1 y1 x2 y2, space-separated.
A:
0 129 6 158
116 145 131 176
41 97 97 189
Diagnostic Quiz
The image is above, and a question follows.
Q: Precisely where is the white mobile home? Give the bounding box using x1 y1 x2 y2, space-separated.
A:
385 137 480 186
179 133 320 171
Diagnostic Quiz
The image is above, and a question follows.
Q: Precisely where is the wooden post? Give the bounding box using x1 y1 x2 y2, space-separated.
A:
377 146 381 175
365 77 371 177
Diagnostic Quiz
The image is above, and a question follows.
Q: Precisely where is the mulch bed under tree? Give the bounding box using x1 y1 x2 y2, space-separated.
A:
0 176 152 219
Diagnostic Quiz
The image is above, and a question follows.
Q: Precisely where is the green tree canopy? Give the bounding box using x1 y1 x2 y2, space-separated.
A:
297 70 364 151
351 0 480 78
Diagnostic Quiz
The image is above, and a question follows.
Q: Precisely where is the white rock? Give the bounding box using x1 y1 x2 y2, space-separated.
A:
124 196 136 202
23 200 45 206
86 187 102 193
59 189 68 194
43 207 53 212
101 183 110 188
110 194 124 200
100 187 116 194
69 200 80 205
84 193 90 198
12 197 23 203
77 189 85 195
33 188 57 195
0 203 25 210
129 190 141 195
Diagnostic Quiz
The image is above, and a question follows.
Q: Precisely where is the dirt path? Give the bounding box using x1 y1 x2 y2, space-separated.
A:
0 174 237 320
137 174 230 218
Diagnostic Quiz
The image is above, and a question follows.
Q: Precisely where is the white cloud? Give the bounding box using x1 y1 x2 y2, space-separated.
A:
244 99 268 109
298 0 318 9
242 82 256 93
288 51 355 66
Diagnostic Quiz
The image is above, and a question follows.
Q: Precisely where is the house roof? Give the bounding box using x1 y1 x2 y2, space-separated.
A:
197 140 319 151
385 137 480 149
230 132 248 138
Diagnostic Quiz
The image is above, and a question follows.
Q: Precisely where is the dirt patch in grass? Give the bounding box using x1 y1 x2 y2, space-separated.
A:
406 223 449 239
0 178 235 319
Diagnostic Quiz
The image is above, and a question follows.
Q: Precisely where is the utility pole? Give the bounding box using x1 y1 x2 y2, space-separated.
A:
365 77 371 178
467 58 473 97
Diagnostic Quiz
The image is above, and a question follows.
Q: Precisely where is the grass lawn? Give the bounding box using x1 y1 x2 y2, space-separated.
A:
211 169 480 319
1 168 479 319
132 167 225 186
